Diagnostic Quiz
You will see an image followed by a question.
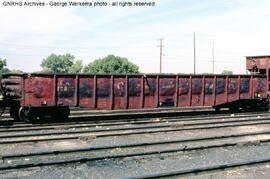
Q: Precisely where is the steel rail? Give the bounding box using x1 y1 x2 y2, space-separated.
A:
0 112 269 133
3 129 270 160
124 158 270 179
1 119 270 142
1 137 270 171
0 110 254 128
0 116 270 137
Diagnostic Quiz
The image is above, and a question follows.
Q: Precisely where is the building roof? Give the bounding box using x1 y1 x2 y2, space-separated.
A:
246 55 270 59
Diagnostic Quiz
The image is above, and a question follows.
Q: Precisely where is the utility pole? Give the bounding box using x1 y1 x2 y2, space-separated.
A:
157 38 164 73
193 32 196 74
212 40 215 74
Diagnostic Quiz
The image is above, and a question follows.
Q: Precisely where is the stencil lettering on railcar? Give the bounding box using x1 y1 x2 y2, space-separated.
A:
58 79 75 98
216 79 225 94
159 79 175 96
240 78 250 93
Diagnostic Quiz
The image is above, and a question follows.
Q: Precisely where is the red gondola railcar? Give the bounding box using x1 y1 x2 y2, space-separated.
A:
0 73 267 122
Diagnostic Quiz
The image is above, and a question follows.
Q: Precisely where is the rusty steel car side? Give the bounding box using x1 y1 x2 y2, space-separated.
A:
0 73 267 122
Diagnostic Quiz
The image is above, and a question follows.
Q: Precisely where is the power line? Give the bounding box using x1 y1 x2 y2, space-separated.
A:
157 38 164 73
193 32 196 74
212 40 216 74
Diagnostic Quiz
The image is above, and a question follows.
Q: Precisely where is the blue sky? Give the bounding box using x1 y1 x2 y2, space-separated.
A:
1 0 270 73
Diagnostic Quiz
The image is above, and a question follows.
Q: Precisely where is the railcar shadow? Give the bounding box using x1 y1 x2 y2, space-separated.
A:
55 107 270 124
2 107 269 125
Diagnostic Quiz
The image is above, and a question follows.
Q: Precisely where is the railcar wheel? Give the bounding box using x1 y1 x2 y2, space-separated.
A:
18 107 33 123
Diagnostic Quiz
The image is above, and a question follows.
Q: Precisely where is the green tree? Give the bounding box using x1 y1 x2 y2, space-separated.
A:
84 55 139 74
0 58 10 73
222 70 233 75
41 53 82 73
68 60 83 73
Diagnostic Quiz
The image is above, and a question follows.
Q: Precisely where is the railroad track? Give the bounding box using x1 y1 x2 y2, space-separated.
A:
125 159 270 179
1 111 270 178
0 112 270 144
1 133 270 178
